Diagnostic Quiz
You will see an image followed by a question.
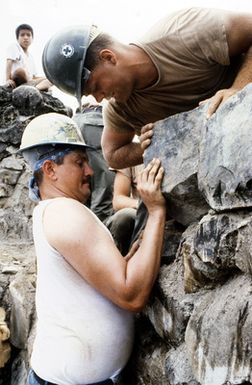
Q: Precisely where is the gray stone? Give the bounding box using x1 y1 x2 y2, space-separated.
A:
0 167 34 241
0 170 21 186
10 354 28 385
1 157 23 171
180 211 252 293
0 184 13 199
9 271 35 349
146 255 202 346
39 91 72 117
122 314 171 385
0 105 19 128
12 86 43 116
185 274 252 385
0 144 8 162
144 104 209 226
165 343 200 385
0 122 26 146
0 86 12 104
1 266 20 275
199 83 252 211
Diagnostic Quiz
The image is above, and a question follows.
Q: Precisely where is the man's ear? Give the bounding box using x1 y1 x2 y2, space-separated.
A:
42 160 57 180
99 49 117 64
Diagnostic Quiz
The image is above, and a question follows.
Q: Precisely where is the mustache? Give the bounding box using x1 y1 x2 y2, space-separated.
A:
83 175 92 186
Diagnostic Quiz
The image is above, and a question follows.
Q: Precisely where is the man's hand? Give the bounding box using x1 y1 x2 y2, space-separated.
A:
140 123 154 152
5 79 16 89
137 158 165 214
199 87 238 119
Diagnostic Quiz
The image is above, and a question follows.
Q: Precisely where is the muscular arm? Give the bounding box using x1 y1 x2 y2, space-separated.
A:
44 159 166 312
101 124 143 168
226 12 252 86
113 171 138 211
225 11 252 56
206 11 252 116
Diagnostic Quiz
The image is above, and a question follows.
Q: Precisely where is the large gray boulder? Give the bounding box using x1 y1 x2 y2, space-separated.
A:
199 83 252 211
144 103 209 226
145 83 252 225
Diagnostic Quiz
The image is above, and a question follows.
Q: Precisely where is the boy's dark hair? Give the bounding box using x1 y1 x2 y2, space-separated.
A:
15 24 34 39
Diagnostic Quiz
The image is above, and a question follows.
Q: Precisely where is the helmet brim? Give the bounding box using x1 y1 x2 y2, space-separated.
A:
18 141 95 154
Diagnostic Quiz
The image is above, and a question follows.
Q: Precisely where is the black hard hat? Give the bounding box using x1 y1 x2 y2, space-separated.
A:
42 25 100 105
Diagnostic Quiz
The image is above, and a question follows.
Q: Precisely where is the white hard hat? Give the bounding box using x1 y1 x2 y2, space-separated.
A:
19 112 92 152
19 112 94 169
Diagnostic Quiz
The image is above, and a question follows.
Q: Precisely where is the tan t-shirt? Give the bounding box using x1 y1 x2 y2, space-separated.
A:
104 7 241 134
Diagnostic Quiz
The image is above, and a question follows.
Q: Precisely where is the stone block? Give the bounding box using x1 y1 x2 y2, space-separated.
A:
180 211 252 293
199 83 252 211
185 274 252 385
9 271 35 349
144 104 209 226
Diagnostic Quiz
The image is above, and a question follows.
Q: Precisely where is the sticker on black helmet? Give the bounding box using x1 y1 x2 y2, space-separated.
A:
61 43 74 58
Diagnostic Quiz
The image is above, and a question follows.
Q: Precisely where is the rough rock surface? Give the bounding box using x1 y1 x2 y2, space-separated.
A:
1 83 252 385
199 84 252 211
144 83 252 225
185 274 252 385
143 103 209 226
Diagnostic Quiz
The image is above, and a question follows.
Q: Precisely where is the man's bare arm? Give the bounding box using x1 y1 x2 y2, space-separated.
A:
101 124 143 168
44 159 166 312
113 171 138 210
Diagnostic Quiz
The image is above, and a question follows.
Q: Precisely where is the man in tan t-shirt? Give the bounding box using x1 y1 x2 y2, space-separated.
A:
42 7 252 168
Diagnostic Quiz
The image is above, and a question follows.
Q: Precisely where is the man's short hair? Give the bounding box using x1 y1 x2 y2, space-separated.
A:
33 150 66 187
85 33 114 71
15 24 34 39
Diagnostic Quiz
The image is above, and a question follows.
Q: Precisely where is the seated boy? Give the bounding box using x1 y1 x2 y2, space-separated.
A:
5 24 51 91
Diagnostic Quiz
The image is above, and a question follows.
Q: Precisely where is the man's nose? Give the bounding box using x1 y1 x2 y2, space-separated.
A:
84 162 94 176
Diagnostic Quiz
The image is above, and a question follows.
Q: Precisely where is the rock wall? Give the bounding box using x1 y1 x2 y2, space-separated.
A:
128 84 252 385
1 83 252 385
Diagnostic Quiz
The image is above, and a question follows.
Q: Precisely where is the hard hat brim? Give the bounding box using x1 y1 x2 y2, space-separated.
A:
18 141 95 154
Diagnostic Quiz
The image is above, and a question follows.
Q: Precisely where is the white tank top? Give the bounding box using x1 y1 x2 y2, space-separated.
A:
31 199 134 385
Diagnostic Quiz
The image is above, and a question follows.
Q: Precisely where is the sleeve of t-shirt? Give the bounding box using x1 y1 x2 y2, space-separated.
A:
177 7 230 66
6 43 20 61
103 101 136 133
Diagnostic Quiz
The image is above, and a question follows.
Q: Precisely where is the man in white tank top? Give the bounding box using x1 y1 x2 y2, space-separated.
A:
19 112 166 385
